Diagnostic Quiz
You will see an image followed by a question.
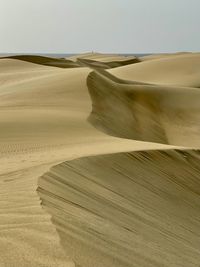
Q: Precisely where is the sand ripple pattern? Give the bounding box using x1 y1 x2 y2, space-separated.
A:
38 149 200 267
1 53 200 267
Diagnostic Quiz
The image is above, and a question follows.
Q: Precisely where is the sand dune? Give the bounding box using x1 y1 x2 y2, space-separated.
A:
0 59 64 88
139 52 192 61
77 57 140 69
87 69 200 146
68 52 138 63
111 53 200 87
1 55 80 68
1 52 200 267
1 54 139 70
38 149 200 267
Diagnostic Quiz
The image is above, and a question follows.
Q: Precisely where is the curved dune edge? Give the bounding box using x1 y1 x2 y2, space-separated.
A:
111 52 200 88
77 57 140 69
87 70 200 147
1 52 200 267
1 55 80 68
139 52 192 61
67 52 138 62
0 53 140 70
0 58 176 267
38 148 200 267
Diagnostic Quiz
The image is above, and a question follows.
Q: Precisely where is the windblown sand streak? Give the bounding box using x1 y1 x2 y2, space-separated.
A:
1 52 200 267
38 149 200 267
87 70 200 146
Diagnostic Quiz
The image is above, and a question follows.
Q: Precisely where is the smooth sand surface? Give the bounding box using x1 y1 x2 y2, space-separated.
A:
139 52 192 61
111 53 200 87
1 52 200 267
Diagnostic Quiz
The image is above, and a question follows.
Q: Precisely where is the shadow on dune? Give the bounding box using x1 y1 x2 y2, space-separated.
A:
36 57 200 266
87 69 200 147
0 54 140 70
38 149 200 267
77 57 140 69
1 55 81 68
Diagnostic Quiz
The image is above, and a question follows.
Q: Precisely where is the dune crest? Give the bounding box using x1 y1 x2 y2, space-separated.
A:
77 57 140 69
68 52 137 62
87 69 200 147
1 55 80 68
1 52 200 267
38 149 200 267
111 53 200 87
139 52 192 61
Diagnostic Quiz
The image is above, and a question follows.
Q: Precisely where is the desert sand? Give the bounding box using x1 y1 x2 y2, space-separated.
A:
1 52 200 267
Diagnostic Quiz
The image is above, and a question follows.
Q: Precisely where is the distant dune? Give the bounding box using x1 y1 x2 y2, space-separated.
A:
139 52 192 61
1 52 200 267
67 52 133 61
111 52 200 87
1 54 80 68
78 57 140 69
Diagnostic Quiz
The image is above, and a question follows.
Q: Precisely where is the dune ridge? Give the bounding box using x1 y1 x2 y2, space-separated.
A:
1 52 200 267
139 52 192 61
87 69 200 146
111 52 200 87
0 54 140 70
67 52 138 62
38 149 200 267
77 57 140 69
0 55 81 68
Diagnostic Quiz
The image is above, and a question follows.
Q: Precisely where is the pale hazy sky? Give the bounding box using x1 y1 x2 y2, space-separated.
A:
0 0 199 53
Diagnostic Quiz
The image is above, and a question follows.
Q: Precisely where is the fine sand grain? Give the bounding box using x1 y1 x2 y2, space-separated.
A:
1 52 200 267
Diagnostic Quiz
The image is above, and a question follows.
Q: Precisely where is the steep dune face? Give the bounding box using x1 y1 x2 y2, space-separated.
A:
0 60 168 158
1 59 172 267
0 164 75 267
1 53 200 267
0 61 91 267
87 70 200 146
38 149 200 267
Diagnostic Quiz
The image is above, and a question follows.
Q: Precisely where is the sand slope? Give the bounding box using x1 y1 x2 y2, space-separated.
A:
111 53 200 87
77 57 140 69
68 52 138 63
87 69 200 146
1 53 200 267
38 149 200 267
1 55 80 68
139 52 191 61
0 58 170 267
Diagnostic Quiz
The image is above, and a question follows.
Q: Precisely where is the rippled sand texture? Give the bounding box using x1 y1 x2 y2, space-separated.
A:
1 52 200 267
38 149 200 267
